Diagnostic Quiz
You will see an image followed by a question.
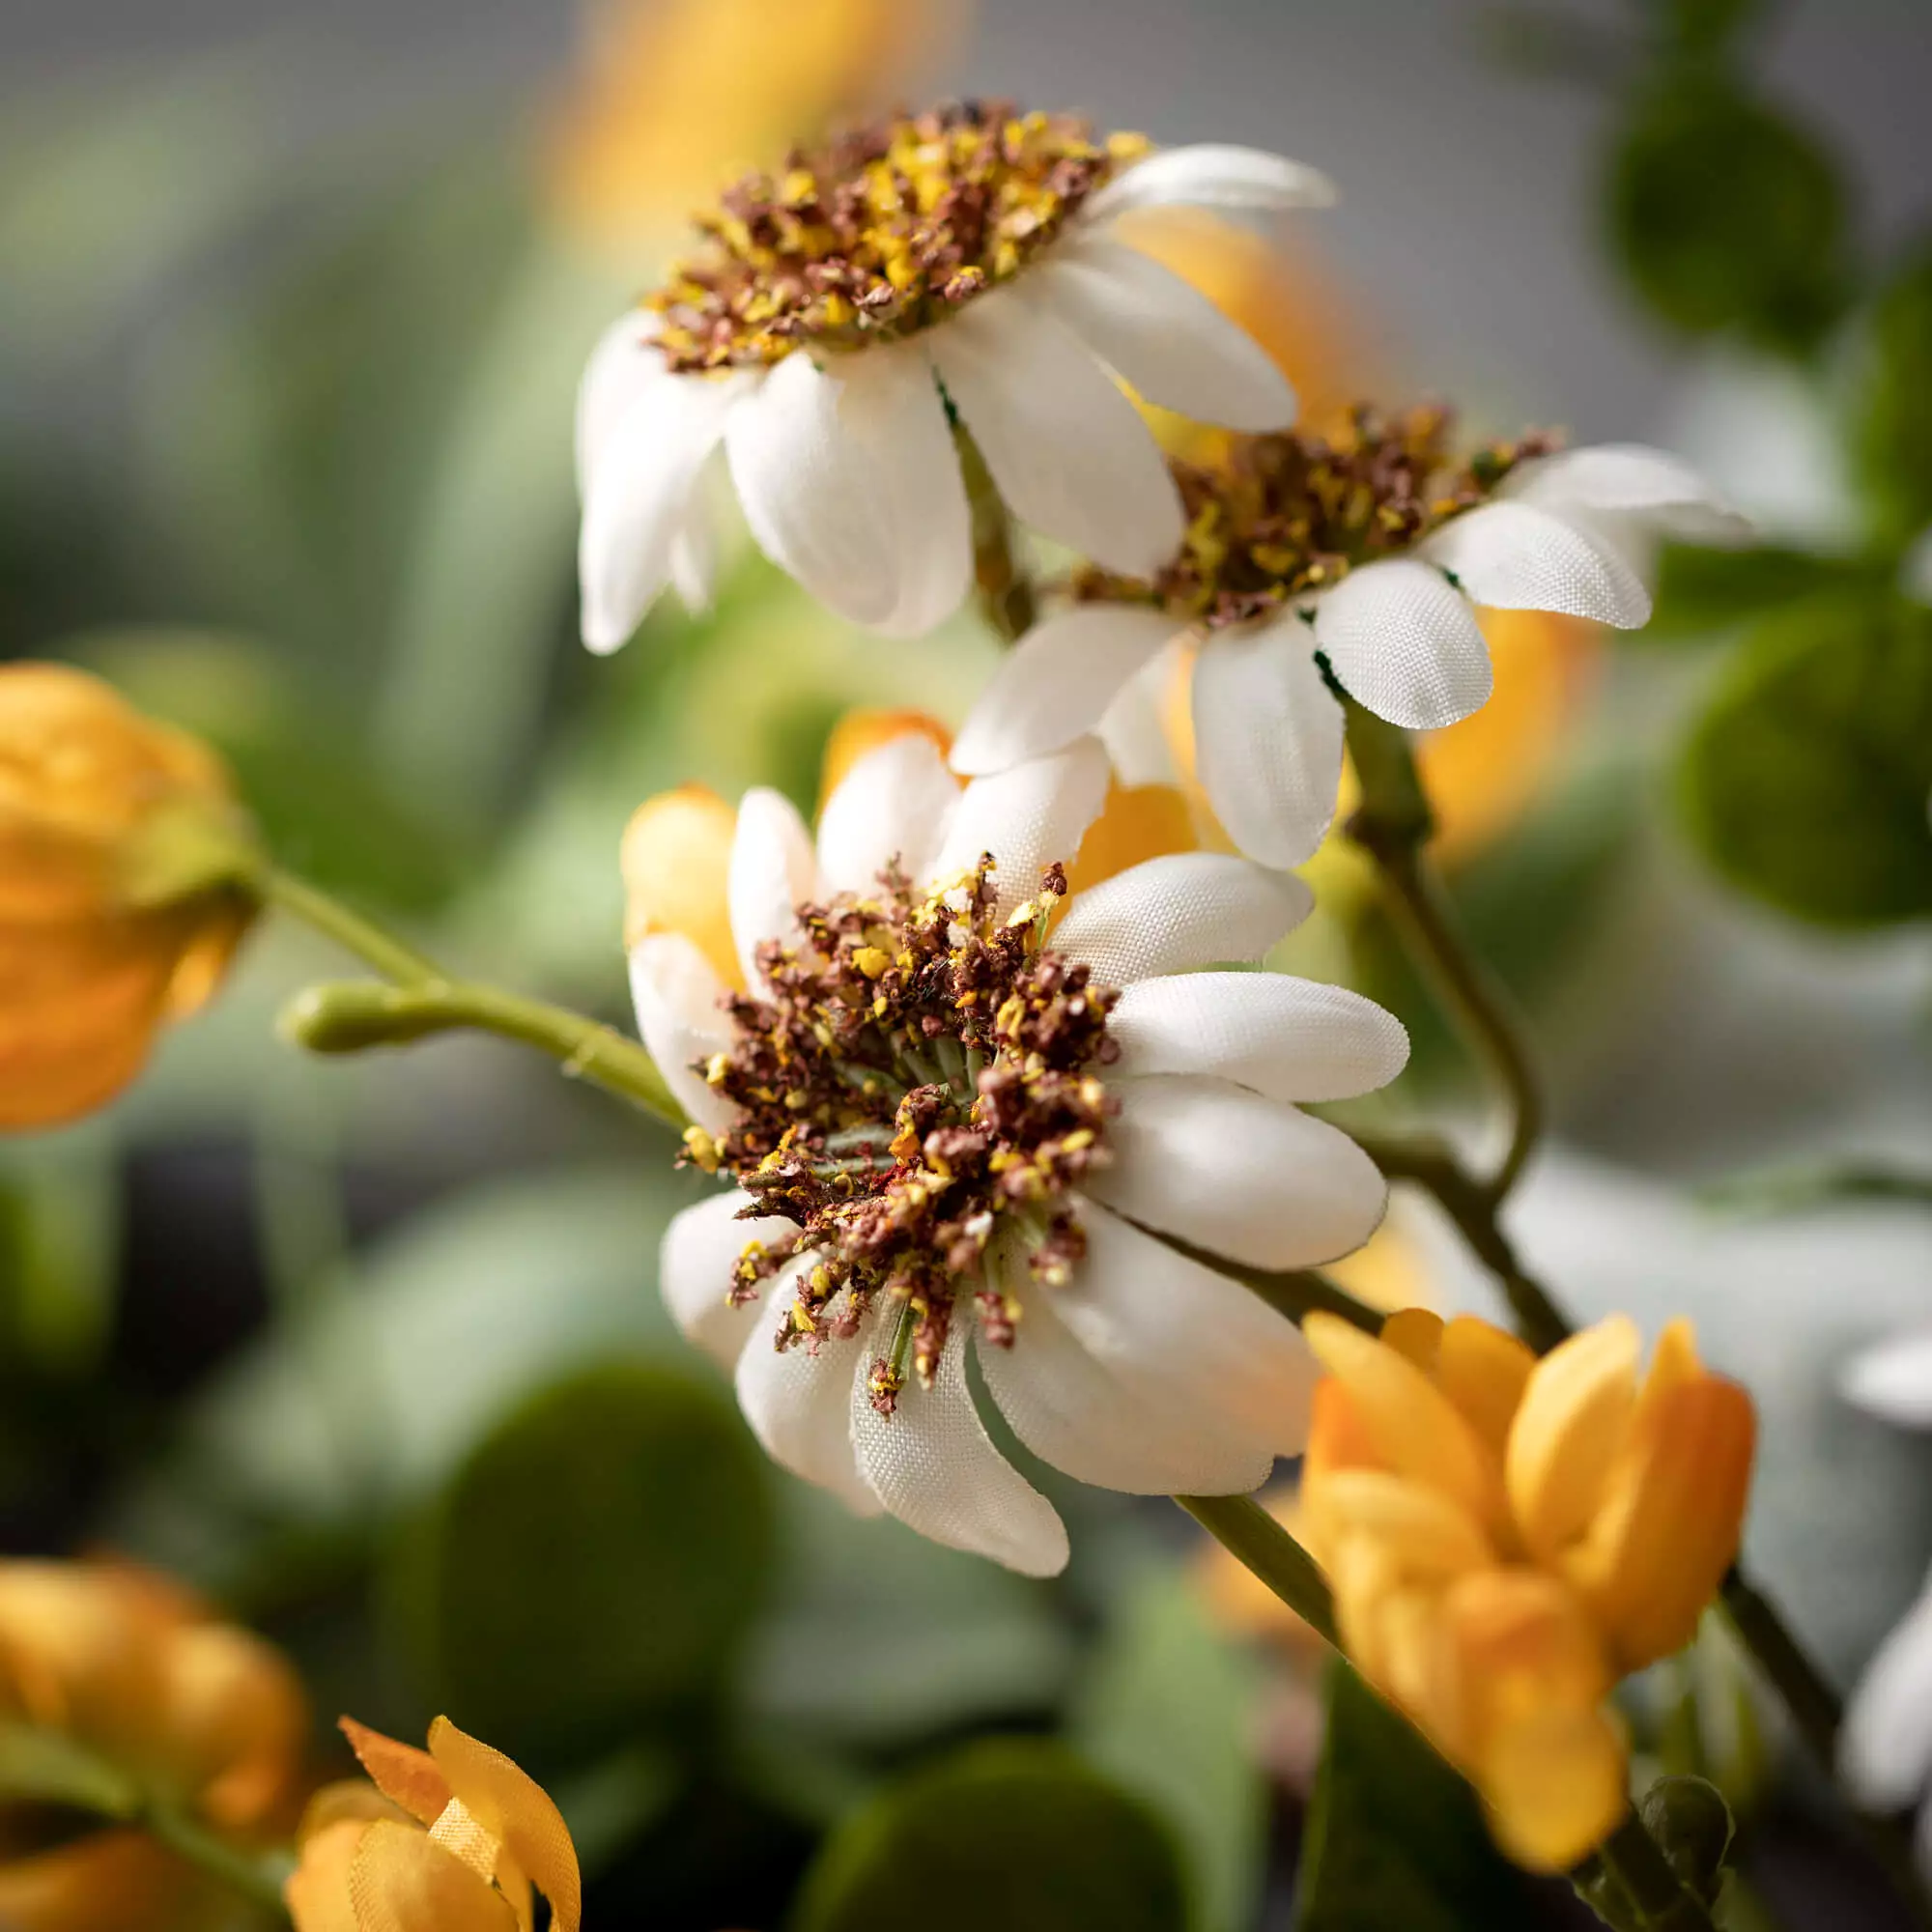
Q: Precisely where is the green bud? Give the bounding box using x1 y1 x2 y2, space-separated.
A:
279 981 458 1056
1638 1774 1735 1908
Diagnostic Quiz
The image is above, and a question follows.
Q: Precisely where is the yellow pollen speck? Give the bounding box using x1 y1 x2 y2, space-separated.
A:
853 946 892 979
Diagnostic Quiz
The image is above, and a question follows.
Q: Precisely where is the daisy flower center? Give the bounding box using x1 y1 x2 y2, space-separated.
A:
684 856 1117 1410
1075 406 1561 629
643 100 1150 372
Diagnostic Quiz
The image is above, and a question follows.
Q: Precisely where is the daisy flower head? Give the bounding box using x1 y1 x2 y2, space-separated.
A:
624 728 1408 1574
952 409 1750 867
576 102 1335 651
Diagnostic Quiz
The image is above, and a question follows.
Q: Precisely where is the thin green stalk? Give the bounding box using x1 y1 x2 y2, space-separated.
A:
261 868 441 985
1573 1813 1719 1932
956 423 1037 643
145 1805 293 1918
1174 1493 1338 1645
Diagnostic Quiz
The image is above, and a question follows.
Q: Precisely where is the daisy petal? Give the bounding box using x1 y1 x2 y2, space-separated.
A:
1841 1332 1932 1429
579 369 749 654
1842 1578 1932 1808
1312 557 1492 730
660 1191 794 1369
1060 1200 1321 1455
928 286 1183 578
575 309 664 497
1083 145 1338 224
1508 444 1753 546
668 498 718 612
735 1284 880 1517
1422 501 1652 629
930 737 1110 917
976 1238 1278 1494
1109 972 1410 1101
868 343 978 636
1192 614 1345 867
1053 852 1312 984
1087 1072 1387 1269
728 788 818 989
816 734 962 895
627 934 734 1132
850 1321 1069 1576
951 607 1183 777
1033 234 1297 431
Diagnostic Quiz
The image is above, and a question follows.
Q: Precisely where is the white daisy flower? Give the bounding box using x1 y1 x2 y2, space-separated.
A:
625 731 1407 1575
576 102 1333 652
952 412 1752 867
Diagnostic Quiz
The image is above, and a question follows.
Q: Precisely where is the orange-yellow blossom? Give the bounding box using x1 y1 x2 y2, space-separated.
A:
286 1717 580 1932
0 664 258 1130
0 1560 307 1932
1301 1308 1755 1871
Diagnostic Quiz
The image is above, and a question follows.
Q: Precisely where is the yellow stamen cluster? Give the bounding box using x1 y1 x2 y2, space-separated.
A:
1301 1308 1755 1872
644 101 1149 370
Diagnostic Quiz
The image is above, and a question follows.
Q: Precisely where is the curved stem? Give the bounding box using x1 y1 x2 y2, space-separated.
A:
262 869 442 985
1175 1493 1337 1645
1574 1814 1719 1932
956 422 1037 644
145 1805 293 1918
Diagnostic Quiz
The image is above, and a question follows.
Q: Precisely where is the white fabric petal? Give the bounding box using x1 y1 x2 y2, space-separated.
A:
1109 972 1410 1102
735 1280 881 1516
1422 500 1653 629
930 737 1110 918
1083 145 1338 224
976 1236 1277 1495
1058 1201 1321 1456
1507 443 1753 546
668 498 718 612
1311 557 1493 730
1053 852 1312 985
575 309 665 498
1842 1577 1932 1809
1841 1332 1932 1429
815 735 963 896
928 284 1183 578
627 934 736 1132
950 606 1184 776
579 368 750 654
1096 639 1190 788
723 344 972 636
1031 233 1297 431
1087 1072 1387 1269
727 787 819 990
660 1191 794 1369
850 1316 1068 1576
1191 613 1346 867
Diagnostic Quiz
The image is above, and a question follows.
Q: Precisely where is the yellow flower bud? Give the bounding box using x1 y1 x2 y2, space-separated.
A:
1299 1308 1755 1871
0 664 259 1131
1063 779 1198 898
818 706 952 804
285 1717 580 1932
619 781 741 987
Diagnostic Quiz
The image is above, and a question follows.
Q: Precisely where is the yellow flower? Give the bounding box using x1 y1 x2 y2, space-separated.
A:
0 1561 307 1932
0 664 259 1131
285 1717 580 1932
1301 1308 1755 1871
541 0 953 253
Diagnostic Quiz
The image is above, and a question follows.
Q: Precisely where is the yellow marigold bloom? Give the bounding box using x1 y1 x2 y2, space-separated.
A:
0 664 259 1131
285 1716 580 1932
0 1561 307 1932
1301 1308 1755 1871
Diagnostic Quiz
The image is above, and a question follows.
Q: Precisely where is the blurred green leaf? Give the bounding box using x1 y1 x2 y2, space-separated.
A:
1606 80 1848 353
1647 542 1893 639
0 1144 118 1381
1849 238 1932 552
1069 1571 1264 1932
1296 1662 1527 1932
792 1739 1189 1932
1643 0 1767 60
1677 593 1932 926
387 1360 775 1763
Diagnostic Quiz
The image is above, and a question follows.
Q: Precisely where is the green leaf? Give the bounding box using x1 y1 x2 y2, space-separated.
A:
1296 1662 1529 1932
1647 0 1766 60
1606 80 1848 353
791 1739 1189 1932
1647 543 1893 640
386 1360 775 1764
1849 238 1932 551
1677 594 1932 926
1069 1571 1264 1932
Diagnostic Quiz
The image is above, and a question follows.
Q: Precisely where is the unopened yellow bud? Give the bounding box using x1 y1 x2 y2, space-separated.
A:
620 783 741 989
818 708 952 807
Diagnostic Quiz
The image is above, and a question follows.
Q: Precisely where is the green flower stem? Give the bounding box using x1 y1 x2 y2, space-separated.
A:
957 424 1037 644
145 1806 294 1918
1174 1493 1339 1645
264 872 685 1128
1574 1813 1719 1932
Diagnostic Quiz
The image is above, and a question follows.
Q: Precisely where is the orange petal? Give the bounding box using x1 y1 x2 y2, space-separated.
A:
1564 1374 1756 1672
286 1818 369 1932
298 1781 413 1844
1505 1316 1641 1561
347 1821 518 1932
1436 1317 1536 1461
618 783 741 988
1299 1379 1385 1562
818 709 952 804
1064 780 1197 897
1480 1705 1629 1872
1309 1469 1492 1579
160 1620 308 1830
1378 1307 1444 1374
428 1719 582 1932
0 1828 203 1932
340 1718 451 1828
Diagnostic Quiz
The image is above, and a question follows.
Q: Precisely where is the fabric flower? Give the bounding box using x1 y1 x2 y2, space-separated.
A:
1300 1308 1755 1870
625 729 1407 1574
0 1561 307 1932
285 1717 580 1932
952 415 1747 867
0 664 259 1130
576 101 1332 650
